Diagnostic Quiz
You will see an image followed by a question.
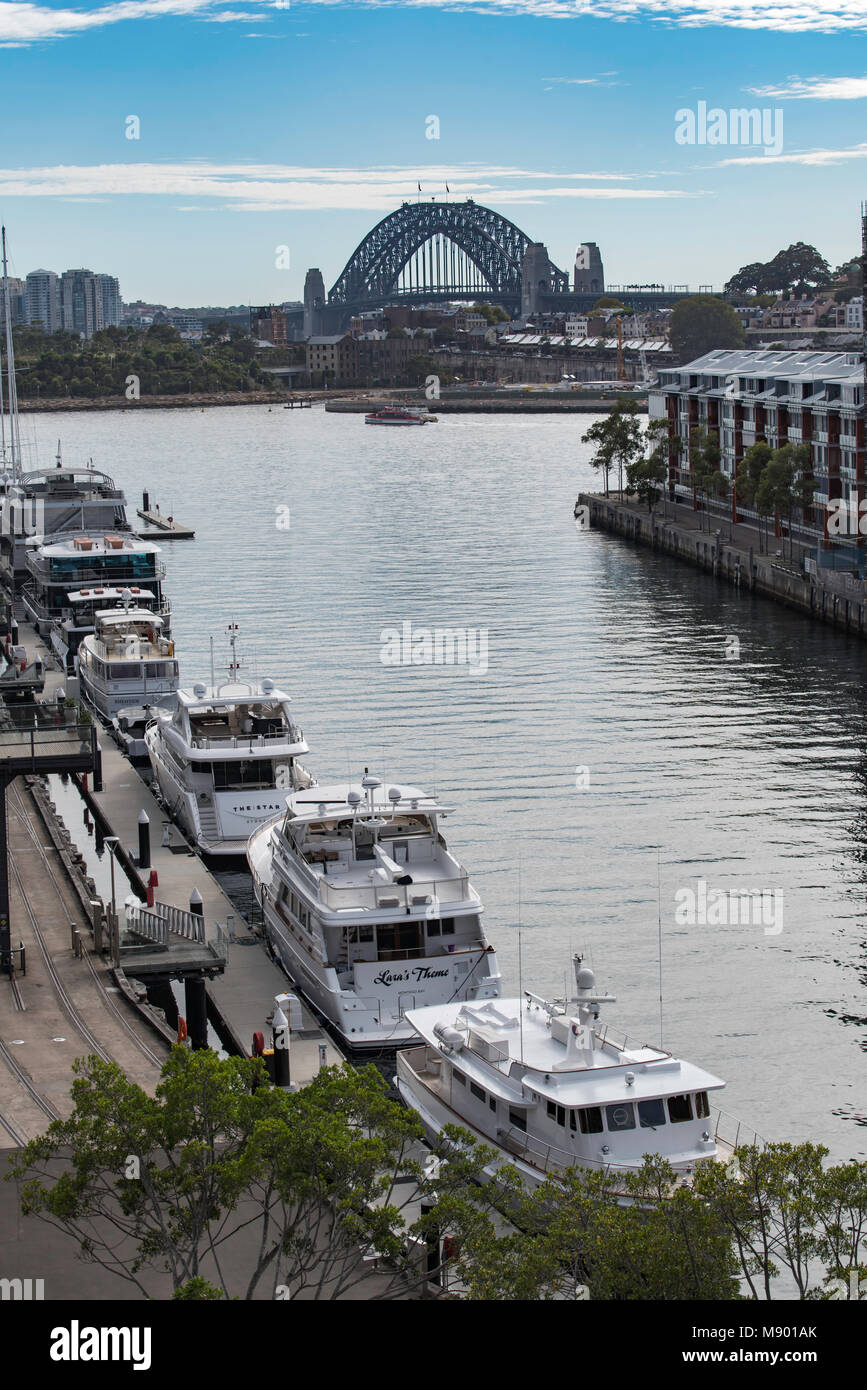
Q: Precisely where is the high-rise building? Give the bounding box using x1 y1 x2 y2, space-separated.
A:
24 270 61 332
94 274 122 328
573 243 605 296
60 268 104 337
0 276 25 326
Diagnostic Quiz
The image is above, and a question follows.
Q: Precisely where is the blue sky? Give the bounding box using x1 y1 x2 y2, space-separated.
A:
1 0 866 305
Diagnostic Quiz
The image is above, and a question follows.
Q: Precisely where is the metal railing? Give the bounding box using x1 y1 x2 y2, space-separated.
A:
0 723 93 763
317 872 470 911
189 725 304 751
26 557 167 582
125 899 206 945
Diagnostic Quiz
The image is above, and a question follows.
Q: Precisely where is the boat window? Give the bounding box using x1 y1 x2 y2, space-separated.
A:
427 919 441 937
546 1101 567 1127
489 1096 496 1112
667 1094 693 1124
440 918 455 935
638 1098 667 1129
577 1107 603 1135
109 662 139 679
605 1103 636 1132
144 661 174 678
470 1081 485 1103
695 1091 710 1118
453 1069 466 1086
377 922 422 959
509 1107 527 1133
358 925 373 943
213 760 275 791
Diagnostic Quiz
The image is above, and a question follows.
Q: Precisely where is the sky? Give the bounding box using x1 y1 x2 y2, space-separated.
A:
1 0 866 305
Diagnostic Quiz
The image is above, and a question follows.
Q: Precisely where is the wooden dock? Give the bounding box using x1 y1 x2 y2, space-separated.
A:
136 507 195 540
284 397 313 409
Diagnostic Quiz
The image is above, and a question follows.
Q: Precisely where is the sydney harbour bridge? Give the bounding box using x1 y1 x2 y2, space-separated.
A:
300 199 685 334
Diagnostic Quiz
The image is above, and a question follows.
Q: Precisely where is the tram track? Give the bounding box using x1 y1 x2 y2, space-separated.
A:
6 781 166 1072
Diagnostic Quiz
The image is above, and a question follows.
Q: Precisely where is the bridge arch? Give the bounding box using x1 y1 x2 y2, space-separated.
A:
328 199 567 309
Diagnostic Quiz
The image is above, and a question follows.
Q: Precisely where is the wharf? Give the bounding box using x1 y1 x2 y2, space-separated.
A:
135 507 195 539
326 393 646 414
579 492 867 637
7 618 343 1078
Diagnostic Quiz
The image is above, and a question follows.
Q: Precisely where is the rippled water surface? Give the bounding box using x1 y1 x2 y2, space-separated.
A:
20 404 867 1158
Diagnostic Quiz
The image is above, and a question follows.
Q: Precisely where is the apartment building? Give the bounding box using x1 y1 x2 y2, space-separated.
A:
650 348 865 533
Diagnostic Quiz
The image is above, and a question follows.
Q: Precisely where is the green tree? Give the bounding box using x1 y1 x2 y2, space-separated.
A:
754 443 813 560
725 244 831 297
670 297 745 364
687 426 724 530
626 419 674 510
462 1158 740 1301
8 1050 512 1301
582 397 643 498
736 441 773 551
694 1141 867 1300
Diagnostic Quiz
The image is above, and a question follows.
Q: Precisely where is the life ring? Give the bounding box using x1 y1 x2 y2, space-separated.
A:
177 1017 188 1043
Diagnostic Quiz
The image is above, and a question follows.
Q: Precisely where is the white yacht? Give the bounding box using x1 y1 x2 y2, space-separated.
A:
22 531 168 644
54 584 163 673
247 773 502 1050
146 679 314 856
78 602 179 720
397 956 740 1194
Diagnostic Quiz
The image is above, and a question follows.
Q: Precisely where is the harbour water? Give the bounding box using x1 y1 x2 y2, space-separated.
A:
18 404 867 1160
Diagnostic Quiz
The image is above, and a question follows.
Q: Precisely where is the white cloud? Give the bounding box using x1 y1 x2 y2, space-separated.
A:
542 72 622 86
0 160 698 210
716 141 867 166
748 74 867 100
1 0 865 46
202 10 272 19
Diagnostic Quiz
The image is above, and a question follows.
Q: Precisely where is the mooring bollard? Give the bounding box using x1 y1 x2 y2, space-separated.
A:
189 887 203 918
90 899 103 952
272 1002 290 1086
137 810 150 870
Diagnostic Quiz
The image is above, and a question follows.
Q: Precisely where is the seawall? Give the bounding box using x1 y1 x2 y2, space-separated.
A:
579 492 867 638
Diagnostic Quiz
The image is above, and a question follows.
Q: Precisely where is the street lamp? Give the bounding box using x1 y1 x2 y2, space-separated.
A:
103 835 119 927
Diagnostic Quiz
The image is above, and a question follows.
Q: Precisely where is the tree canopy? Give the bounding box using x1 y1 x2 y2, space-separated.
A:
669 296 745 364
725 243 832 298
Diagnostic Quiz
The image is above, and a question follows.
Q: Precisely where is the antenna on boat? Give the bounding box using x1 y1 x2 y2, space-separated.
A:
517 860 524 1063
657 846 664 1047
209 635 216 693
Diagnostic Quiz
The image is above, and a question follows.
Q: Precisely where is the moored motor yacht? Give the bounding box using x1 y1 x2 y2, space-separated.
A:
247 772 502 1050
396 955 746 1195
145 679 314 856
77 601 179 719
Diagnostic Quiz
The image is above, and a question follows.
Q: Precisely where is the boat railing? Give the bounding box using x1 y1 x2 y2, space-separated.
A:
27 556 167 582
712 1107 765 1154
317 872 471 911
592 1021 634 1055
189 726 304 752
